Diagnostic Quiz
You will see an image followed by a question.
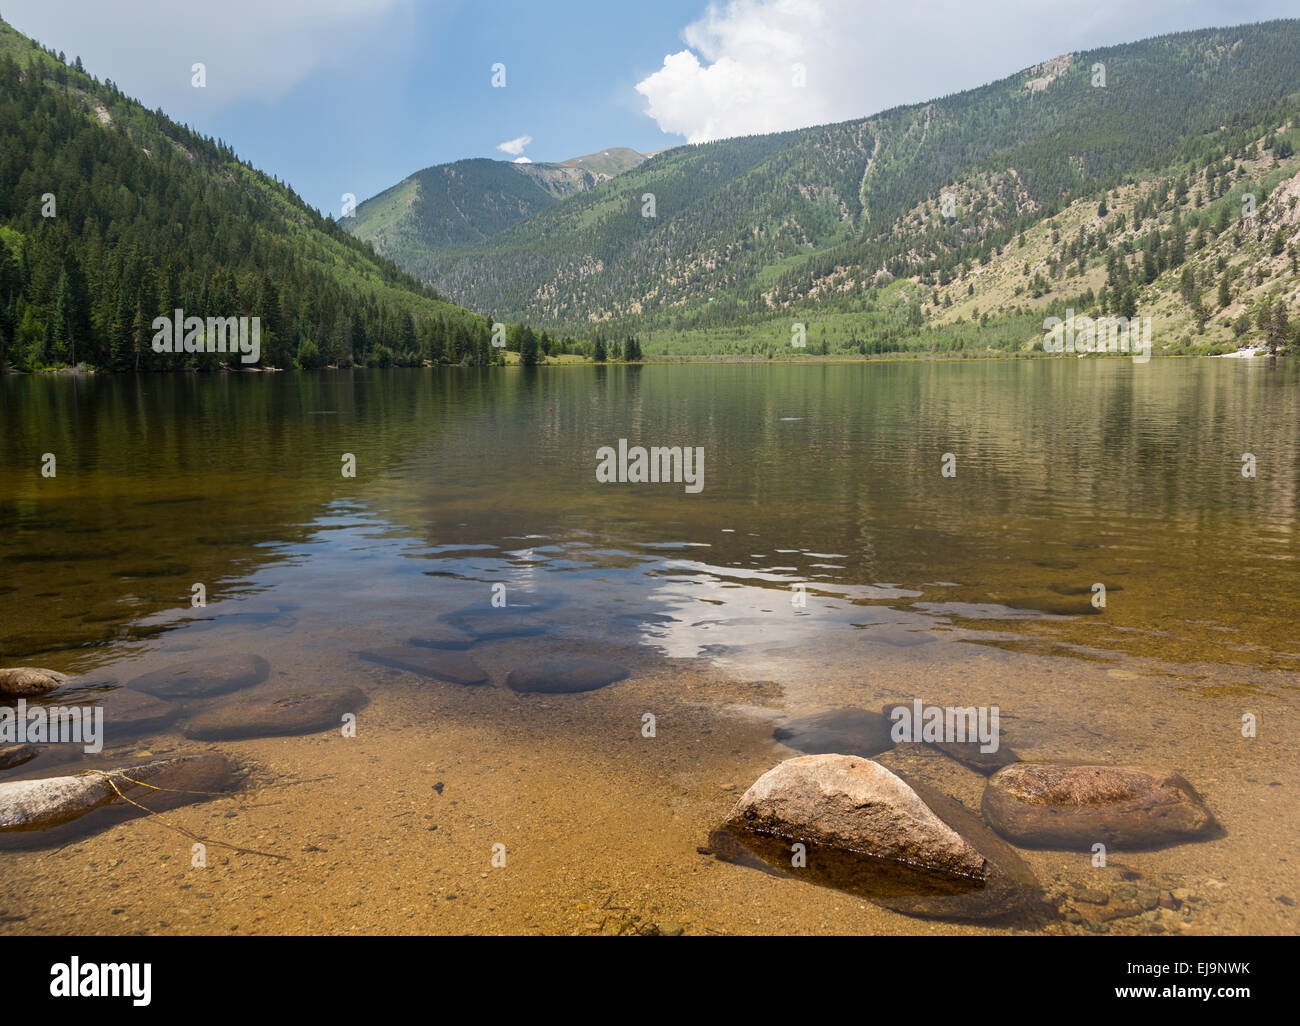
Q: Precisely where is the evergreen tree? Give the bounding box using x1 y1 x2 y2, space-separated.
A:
51 253 92 365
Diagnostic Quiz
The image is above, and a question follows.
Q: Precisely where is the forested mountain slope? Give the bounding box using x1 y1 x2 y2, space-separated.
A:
406 20 1300 342
0 17 502 372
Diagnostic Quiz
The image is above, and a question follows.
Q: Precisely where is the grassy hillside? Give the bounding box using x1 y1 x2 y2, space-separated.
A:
0 17 506 372
347 148 647 261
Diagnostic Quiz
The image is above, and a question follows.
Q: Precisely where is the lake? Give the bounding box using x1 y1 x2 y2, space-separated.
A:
1 359 1297 935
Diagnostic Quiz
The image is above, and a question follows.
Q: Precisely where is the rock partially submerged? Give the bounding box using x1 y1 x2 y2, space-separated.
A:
0 667 68 698
723 754 1040 920
505 658 629 694
0 744 40 771
359 646 489 686
128 654 270 699
0 755 233 842
181 685 368 740
772 708 895 758
983 762 1219 849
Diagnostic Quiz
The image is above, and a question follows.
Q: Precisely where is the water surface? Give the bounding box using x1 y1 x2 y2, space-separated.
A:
1 361 1296 934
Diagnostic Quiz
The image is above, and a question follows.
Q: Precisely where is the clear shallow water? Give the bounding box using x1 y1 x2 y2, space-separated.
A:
1 360 1298 934
3 361 1297 678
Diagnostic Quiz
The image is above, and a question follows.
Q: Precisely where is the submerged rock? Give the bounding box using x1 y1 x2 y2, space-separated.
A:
442 608 550 640
0 667 68 698
409 625 478 651
359 646 489 686
62 688 179 736
128 654 270 699
505 658 628 694
773 708 895 758
0 755 233 837
0 744 40 771
880 701 1019 775
927 739 1019 775
982 762 1219 849
723 754 1040 920
1005 596 1102 617
181 684 368 740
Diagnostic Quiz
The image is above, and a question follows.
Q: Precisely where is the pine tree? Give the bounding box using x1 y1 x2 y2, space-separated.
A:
51 253 92 365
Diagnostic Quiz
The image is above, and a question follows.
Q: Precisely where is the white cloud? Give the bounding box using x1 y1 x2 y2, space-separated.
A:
636 0 1300 144
0 0 411 109
636 0 833 143
512 157 533 164
497 135 533 156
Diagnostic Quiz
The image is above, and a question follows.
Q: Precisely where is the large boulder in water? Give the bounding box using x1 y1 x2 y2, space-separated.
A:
982 762 1219 849
0 667 68 698
722 754 1040 920
128 654 269 699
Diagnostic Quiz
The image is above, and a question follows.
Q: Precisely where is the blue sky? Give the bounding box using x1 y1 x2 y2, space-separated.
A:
5 1 1297 216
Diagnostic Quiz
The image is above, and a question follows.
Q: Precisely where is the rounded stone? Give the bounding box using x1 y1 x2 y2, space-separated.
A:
442 609 549 641
0 744 40 771
128 654 270 699
181 685 368 740
68 688 179 736
722 754 1040 920
505 658 629 694
982 762 1219 849
0 667 69 698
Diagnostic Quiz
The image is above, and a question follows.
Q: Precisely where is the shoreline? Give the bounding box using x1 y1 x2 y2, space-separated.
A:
4 351 1289 376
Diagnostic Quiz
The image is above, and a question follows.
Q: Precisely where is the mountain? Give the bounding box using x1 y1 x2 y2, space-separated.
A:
346 147 647 260
374 20 1300 357
0 17 506 373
